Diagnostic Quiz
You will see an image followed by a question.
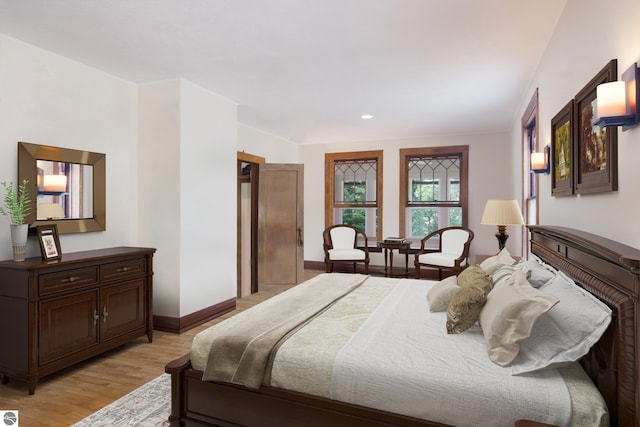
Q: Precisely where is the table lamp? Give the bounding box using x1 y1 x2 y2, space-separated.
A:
480 199 524 251
37 203 65 220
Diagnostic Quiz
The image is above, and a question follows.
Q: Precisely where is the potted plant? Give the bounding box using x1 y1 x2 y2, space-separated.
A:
1 179 31 261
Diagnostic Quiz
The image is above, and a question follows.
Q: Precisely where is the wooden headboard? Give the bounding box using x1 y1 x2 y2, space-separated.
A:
528 226 639 427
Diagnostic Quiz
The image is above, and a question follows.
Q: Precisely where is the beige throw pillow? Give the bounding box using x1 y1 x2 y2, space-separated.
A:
446 267 493 334
426 275 458 312
479 269 558 366
457 264 492 288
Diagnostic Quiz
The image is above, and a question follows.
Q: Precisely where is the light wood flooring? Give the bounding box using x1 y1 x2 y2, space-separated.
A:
0 271 321 427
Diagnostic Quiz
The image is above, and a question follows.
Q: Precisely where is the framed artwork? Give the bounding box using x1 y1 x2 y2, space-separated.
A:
551 100 574 197
37 224 62 261
574 59 619 194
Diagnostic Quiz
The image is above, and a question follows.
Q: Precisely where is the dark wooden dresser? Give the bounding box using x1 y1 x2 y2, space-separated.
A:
0 246 155 394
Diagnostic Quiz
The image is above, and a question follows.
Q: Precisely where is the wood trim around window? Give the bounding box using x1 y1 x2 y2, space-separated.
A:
324 150 383 242
399 145 469 237
521 88 539 258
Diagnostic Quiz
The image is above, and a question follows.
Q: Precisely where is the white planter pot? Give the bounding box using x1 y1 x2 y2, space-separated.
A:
10 224 28 262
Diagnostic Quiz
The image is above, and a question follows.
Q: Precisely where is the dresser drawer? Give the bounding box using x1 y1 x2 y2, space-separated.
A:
100 258 147 282
39 267 99 296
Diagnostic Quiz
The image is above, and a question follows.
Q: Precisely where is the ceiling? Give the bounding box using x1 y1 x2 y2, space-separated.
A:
0 0 567 144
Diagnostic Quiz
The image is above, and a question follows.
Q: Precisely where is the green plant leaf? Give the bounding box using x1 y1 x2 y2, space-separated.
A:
1 179 31 225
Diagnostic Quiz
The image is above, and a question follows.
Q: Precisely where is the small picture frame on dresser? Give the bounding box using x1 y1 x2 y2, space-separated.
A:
37 224 62 261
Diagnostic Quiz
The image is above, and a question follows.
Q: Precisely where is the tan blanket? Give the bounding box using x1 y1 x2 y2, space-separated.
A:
202 273 368 389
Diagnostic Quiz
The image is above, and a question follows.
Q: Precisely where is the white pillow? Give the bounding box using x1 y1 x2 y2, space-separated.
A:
479 270 558 366
492 264 531 289
426 275 458 312
520 256 556 288
510 270 612 375
479 248 515 275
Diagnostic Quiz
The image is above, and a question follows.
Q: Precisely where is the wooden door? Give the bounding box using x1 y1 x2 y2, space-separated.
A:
238 152 265 297
99 280 146 342
257 163 304 286
39 291 99 365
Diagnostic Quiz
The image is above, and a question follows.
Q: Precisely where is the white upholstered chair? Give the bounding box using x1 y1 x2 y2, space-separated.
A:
323 224 369 274
414 226 474 280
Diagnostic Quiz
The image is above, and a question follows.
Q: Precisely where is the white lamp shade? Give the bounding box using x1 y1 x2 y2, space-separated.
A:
481 199 525 226
597 81 626 118
38 203 65 219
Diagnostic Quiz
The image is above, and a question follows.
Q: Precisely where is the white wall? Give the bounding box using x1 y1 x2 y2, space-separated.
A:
237 124 299 162
138 80 238 318
0 34 139 260
137 80 182 317
513 0 640 249
300 132 521 265
179 80 237 316
0 33 279 320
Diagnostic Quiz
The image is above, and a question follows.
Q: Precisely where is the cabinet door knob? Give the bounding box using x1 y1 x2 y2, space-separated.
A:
93 309 99 327
102 306 109 323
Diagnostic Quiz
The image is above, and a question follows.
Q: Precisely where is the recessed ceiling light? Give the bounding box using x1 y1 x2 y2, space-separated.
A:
361 114 373 119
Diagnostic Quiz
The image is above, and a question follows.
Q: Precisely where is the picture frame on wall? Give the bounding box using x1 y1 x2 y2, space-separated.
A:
573 59 619 194
37 224 62 261
551 100 574 197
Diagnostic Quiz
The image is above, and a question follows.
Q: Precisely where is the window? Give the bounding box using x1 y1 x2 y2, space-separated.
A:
400 146 468 246
325 151 383 244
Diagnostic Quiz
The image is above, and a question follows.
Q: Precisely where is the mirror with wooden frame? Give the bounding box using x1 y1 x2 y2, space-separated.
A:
18 141 106 234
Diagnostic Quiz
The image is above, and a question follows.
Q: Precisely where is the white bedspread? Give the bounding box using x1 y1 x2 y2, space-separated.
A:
193 274 605 426
329 279 572 427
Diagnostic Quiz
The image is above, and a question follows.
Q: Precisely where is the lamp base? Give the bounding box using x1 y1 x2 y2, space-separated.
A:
495 225 508 251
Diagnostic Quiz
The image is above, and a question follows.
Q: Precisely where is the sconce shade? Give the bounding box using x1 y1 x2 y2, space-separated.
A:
37 203 65 220
43 175 68 192
481 199 525 226
593 62 639 131
481 199 525 251
531 152 545 169
597 81 626 118
531 145 550 174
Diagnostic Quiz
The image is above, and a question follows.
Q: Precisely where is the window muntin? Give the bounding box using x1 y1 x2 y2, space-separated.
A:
407 156 460 206
400 147 468 246
333 160 376 236
333 160 377 206
326 151 382 243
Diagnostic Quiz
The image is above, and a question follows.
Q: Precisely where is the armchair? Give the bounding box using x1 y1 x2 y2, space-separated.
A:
323 224 369 274
414 226 474 280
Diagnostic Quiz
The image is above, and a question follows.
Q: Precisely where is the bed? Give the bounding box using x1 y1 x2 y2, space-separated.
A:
165 226 639 427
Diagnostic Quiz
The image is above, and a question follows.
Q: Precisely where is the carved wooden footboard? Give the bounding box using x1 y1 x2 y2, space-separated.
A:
165 353 449 427
165 226 639 427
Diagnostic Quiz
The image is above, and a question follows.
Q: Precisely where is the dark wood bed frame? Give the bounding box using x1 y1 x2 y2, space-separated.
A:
165 226 639 427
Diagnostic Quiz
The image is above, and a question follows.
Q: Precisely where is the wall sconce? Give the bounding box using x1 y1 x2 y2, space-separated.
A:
593 61 639 131
481 199 525 251
42 174 68 193
531 145 550 174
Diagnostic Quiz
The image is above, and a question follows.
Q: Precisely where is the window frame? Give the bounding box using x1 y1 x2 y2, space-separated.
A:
521 88 539 259
399 146 469 240
325 150 383 243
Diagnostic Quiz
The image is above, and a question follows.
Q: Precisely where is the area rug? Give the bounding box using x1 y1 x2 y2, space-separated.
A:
71 374 170 427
